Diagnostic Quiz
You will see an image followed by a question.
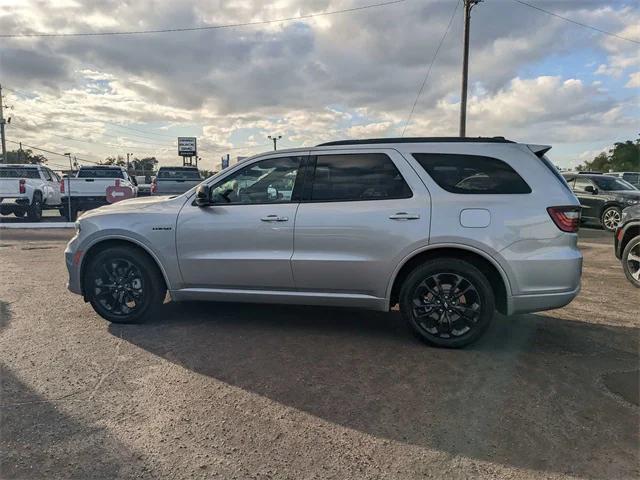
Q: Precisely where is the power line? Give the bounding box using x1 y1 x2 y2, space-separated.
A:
512 0 639 45
6 139 100 164
401 0 460 137
0 0 407 38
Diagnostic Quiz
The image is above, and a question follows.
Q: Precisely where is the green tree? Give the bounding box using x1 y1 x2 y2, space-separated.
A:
101 155 126 167
131 156 158 174
199 169 215 178
577 137 640 172
4 149 48 164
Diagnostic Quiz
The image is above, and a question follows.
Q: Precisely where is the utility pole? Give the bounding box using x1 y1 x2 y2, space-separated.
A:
126 152 133 173
0 83 7 163
268 135 282 151
459 0 481 137
64 153 73 220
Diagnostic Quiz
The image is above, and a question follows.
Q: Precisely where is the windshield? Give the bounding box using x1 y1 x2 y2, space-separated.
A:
77 169 125 178
0 167 40 178
158 169 201 179
592 176 637 191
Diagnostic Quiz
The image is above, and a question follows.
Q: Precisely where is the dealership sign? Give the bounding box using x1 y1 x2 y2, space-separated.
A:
178 137 197 157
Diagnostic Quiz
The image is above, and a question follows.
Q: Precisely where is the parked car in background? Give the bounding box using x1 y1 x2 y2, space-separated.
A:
606 172 640 189
151 166 202 195
614 205 640 287
66 137 583 348
60 165 138 221
0 164 63 221
562 173 640 231
135 175 153 196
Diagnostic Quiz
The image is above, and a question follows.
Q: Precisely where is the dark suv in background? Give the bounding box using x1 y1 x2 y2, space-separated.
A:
562 173 640 231
614 205 640 287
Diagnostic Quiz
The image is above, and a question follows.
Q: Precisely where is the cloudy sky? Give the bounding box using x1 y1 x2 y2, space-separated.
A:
0 0 638 171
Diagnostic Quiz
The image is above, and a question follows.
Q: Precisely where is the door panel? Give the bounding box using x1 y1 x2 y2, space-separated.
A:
176 155 306 290
291 149 431 299
176 203 298 289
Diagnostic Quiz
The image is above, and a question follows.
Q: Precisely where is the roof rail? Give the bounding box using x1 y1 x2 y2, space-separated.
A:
316 136 515 147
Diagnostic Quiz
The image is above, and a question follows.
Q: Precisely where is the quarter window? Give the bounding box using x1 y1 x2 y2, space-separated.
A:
210 156 303 204
310 153 412 202
412 153 531 194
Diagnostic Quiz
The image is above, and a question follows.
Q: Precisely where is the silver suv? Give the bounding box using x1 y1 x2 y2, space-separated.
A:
65 137 583 347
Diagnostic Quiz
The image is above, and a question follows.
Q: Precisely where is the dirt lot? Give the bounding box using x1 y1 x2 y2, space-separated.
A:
0 228 638 479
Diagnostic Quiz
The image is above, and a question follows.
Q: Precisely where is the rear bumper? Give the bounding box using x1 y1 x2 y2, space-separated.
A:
0 197 31 207
508 284 581 315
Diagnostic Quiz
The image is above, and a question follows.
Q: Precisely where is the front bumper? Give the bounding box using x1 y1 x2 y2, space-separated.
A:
65 235 83 295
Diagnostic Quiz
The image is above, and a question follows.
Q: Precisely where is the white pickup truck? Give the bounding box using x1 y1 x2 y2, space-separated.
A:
0 164 63 221
61 165 138 220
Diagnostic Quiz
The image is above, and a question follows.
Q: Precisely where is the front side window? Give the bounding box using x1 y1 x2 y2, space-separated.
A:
310 153 412 202
210 156 302 204
41 168 53 181
412 153 531 194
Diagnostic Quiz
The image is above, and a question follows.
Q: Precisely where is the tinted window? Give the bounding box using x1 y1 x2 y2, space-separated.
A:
592 176 635 191
0 167 40 178
158 168 201 180
574 177 594 191
311 153 412 202
210 156 302 204
622 173 639 187
77 169 125 178
412 153 531 194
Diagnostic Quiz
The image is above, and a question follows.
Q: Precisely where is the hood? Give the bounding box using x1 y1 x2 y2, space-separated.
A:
78 195 179 219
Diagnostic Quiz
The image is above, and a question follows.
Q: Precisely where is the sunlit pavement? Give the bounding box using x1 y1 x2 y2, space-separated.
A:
0 227 637 479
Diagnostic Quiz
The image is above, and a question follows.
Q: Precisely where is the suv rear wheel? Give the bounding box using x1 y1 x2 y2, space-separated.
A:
399 258 495 348
84 246 166 323
602 206 621 231
622 236 640 288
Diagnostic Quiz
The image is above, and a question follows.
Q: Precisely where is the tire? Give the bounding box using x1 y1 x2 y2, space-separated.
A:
84 246 166 324
622 236 640 288
399 258 496 348
27 193 43 221
13 211 25 218
601 206 622 232
61 205 78 221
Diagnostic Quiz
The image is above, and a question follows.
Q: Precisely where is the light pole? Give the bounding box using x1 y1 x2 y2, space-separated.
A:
459 0 482 137
268 135 282 151
126 152 133 173
64 153 73 221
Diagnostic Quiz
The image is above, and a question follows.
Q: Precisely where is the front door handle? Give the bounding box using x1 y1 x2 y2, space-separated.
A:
389 212 420 220
261 215 289 222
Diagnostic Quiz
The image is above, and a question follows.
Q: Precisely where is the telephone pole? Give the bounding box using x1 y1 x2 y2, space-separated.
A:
268 135 282 151
459 0 482 137
0 83 7 163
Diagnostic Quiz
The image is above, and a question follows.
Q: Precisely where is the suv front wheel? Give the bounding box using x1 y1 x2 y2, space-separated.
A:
399 258 495 348
84 246 166 323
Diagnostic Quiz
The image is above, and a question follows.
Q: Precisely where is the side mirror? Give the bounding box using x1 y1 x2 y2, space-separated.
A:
195 185 212 207
584 185 598 194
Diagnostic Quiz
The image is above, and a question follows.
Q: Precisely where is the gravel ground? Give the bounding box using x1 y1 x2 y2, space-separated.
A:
0 228 638 480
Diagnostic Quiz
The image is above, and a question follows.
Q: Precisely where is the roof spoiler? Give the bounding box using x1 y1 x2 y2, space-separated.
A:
527 144 552 158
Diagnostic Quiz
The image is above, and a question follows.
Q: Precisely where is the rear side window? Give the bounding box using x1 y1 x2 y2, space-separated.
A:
0 167 40 178
311 153 412 202
412 153 531 194
77 169 125 179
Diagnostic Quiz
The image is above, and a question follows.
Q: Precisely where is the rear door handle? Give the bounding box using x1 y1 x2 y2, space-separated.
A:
389 212 420 220
261 215 289 222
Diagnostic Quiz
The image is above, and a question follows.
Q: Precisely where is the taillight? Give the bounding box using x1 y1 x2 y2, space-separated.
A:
60 179 65 194
19 179 26 194
547 206 581 233
150 180 157 194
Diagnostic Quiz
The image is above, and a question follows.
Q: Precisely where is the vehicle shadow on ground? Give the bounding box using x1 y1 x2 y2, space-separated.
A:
111 301 639 479
0 301 138 479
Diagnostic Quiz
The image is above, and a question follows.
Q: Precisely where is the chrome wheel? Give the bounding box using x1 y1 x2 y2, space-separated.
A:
92 258 145 317
411 273 482 339
603 208 621 231
625 242 640 283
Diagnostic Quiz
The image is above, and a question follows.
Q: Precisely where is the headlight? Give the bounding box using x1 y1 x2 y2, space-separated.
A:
626 199 639 205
